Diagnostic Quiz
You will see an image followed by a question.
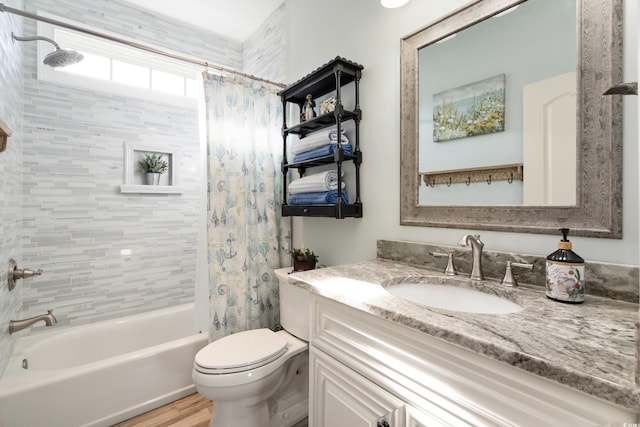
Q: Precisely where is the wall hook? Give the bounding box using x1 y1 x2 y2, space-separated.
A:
429 179 435 188
507 172 513 184
446 177 452 187
486 175 492 185
465 176 471 186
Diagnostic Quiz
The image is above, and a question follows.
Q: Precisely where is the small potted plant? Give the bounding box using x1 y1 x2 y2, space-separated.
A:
138 153 168 185
291 247 319 272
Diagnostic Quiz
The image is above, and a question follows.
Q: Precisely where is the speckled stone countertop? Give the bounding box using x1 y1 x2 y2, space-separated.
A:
288 259 639 411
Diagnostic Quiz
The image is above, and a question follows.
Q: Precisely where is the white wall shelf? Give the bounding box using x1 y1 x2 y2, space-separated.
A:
120 184 183 194
120 141 182 194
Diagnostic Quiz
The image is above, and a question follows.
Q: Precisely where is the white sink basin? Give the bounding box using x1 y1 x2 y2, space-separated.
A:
385 283 523 314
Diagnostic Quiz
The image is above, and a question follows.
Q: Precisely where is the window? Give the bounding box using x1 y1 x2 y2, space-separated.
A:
37 14 200 108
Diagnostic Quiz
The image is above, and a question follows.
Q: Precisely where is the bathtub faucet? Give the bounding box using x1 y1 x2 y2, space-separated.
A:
9 310 57 334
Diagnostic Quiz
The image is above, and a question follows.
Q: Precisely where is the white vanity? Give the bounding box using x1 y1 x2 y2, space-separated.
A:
288 259 639 427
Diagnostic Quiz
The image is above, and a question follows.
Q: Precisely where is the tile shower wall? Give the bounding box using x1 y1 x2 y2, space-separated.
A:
242 2 288 84
18 0 243 330
0 0 24 381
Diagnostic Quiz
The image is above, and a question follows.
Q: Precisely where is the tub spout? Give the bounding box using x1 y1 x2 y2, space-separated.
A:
9 310 57 334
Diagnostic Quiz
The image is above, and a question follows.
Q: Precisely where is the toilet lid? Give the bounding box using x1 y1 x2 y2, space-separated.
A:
195 328 289 374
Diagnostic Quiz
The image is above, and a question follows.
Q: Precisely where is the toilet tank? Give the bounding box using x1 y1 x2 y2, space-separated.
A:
274 267 310 341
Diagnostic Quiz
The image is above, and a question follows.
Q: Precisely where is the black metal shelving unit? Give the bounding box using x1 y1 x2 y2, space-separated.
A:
279 57 363 219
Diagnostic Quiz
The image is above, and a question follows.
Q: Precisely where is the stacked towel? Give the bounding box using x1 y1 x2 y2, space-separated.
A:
288 170 345 194
288 190 349 205
293 143 353 163
291 126 350 160
287 170 349 205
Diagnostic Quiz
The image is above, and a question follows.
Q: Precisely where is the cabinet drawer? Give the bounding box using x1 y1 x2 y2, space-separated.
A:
311 295 637 427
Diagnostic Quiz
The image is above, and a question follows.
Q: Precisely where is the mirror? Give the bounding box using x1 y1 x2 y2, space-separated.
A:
400 0 623 237
418 0 576 206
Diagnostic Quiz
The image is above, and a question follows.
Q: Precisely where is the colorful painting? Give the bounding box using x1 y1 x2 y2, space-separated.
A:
433 74 505 142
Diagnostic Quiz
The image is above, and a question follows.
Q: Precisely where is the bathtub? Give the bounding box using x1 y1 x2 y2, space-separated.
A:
0 303 208 427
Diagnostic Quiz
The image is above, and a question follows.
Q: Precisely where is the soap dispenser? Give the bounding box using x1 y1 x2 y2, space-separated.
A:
545 228 585 303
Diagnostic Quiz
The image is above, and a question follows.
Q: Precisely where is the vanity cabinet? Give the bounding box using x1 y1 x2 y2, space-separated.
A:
311 346 447 427
309 294 637 427
311 349 405 427
278 57 363 218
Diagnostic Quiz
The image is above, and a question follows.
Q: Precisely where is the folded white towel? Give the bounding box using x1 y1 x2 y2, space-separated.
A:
288 170 345 195
291 134 350 155
291 127 348 155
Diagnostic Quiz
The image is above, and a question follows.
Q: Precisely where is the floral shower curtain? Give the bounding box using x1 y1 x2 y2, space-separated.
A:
203 72 290 342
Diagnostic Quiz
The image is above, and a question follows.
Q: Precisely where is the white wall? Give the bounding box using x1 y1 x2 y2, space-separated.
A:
287 0 638 267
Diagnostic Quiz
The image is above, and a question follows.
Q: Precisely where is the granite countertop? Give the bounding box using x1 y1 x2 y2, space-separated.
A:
288 259 639 411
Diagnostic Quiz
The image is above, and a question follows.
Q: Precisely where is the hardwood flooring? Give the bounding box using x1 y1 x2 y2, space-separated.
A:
113 392 308 427
113 393 212 427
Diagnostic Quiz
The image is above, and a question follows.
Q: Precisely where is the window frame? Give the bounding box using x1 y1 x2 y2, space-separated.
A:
36 12 200 109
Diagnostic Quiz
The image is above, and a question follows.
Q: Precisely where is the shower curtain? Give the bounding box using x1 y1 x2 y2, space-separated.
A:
203 72 290 341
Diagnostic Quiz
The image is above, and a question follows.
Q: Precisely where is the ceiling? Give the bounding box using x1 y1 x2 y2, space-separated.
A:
119 0 285 42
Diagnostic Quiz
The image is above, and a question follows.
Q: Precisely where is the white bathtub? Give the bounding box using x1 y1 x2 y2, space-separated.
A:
0 303 208 427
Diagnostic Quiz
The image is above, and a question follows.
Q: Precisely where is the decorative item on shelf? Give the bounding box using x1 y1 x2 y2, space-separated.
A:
301 94 316 122
291 247 318 272
320 97 337 115
138 152 168 185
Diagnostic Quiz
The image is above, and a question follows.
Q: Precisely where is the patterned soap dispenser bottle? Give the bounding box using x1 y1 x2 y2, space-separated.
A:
545 228 585 303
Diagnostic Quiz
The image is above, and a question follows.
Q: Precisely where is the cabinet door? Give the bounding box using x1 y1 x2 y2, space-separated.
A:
310 346 405 427
405 405 450 427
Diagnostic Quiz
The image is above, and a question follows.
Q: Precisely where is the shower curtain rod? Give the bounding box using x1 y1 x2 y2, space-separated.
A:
0 3 287 88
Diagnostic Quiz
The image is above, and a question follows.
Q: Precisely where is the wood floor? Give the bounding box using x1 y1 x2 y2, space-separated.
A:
113 393 213 427
113 392 308 427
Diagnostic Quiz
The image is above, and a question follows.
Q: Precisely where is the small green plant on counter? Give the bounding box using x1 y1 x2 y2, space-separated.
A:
138 153 169 174
291 247 319 263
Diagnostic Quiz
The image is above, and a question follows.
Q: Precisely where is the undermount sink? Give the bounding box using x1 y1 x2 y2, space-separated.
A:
385 282 523 314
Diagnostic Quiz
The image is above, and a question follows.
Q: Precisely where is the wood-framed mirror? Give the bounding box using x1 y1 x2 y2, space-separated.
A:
400 0 623 238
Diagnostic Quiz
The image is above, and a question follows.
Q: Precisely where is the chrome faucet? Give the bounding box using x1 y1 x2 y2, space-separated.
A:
457 234 484 281
9 310 57 334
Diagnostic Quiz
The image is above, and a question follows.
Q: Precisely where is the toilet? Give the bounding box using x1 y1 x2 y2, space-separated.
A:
193 267 310 427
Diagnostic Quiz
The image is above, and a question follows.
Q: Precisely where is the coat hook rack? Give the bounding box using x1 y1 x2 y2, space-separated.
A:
419 163 523 188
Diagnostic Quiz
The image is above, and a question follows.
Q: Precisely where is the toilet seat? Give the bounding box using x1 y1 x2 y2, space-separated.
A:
194 328 289 374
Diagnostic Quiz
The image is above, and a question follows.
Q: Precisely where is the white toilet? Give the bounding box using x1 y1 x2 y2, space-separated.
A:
193 267 310 427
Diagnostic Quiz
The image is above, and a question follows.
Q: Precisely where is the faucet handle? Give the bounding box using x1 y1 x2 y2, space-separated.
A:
14 268 43 280
431 252 457 276
501 261 534 287
7 259 43 291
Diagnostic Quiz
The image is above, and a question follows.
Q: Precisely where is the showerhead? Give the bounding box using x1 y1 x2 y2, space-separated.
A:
43 48 84 67
11 32 83 67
